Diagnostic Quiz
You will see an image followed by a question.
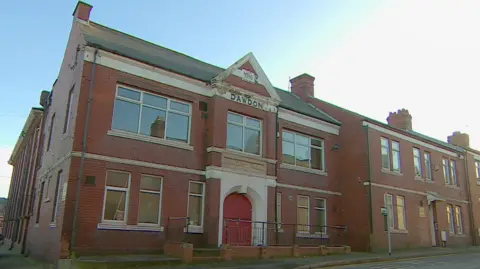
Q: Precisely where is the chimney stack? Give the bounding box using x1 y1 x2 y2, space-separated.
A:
290 73 315 100
73 1 92 22
447 131 470 148
387 109 413 130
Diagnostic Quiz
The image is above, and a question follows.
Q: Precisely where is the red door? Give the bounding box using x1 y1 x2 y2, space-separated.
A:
223 193 252 245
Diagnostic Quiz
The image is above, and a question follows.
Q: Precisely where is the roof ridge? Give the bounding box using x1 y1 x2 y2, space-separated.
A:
88 21 225 72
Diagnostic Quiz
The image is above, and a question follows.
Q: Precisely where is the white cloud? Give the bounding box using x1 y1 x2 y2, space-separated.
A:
0 147 13 198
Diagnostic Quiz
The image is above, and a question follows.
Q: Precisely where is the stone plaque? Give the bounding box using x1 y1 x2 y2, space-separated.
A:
419 206 426 217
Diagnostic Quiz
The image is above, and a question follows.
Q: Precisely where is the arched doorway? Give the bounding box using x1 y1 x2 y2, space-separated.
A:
222 193 252 245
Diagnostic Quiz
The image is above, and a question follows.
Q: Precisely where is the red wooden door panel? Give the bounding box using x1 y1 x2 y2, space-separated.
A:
223 193 252 245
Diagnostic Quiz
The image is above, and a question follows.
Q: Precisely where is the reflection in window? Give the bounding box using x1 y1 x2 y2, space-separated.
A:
282 131 324 171
112 86 191 143
226 112 261 155
103 171 130 222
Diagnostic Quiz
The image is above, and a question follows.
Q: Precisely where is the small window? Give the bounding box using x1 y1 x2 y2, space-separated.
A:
36 182 45 224
102 171 130 222
424 152 432 180
413 148 422 177
396 196 406 230
282 131 325 171
63 85 74 134
188 182 205 227
450 160 457 186
51 170 63 223
314 198 327 234
475 161 480 182
455 206 463 234
391 141 401 172
227 112 262 155
443 158 451 185
384 194 394 228
297 196 309 233
276 192 281 229
138 175 163 225
446 204 455 234
381 137 390 169
47 113 55 151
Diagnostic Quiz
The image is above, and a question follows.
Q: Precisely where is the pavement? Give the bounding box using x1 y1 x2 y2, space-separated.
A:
0 245 479 269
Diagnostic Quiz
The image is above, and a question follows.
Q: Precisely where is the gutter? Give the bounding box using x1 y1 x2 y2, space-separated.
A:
365 124 374 252
70 48 98 256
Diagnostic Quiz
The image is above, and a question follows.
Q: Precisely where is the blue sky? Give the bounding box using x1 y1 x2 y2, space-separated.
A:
1 0 479 197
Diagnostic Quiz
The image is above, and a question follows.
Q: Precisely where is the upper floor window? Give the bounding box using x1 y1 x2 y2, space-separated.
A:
227 112 261 155
46 113 55 151
283 131 324 171
475 161 480 184
112 86 191 143
443 158 451 185
381 138 400 172
63 85 74 134
413 148 421 177
450 160 458 186
443 158 457 186
424 152 432 180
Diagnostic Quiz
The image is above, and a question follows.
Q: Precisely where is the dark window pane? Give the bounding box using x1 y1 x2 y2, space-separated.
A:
244 128 260 154
189 182 203 195
117 87 140 101
138 192 160 224
166 112 189 142
315 199 325 208
143 93 167 108
188 196 202 226
140 176 162 191
140 107 166 137
315 210 326 233
283 131 294 141
311 138 323 147
112 99 140 133
227 112 243 123
170 101 190 113
311 147 323 170
227 123 243 151
295 144 310 168
104 190 127 221
246 118 260 129
282 141 295 165
106 171 129 188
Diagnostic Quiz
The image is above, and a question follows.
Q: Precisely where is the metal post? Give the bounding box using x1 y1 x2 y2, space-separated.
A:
262 222 265 245
387 212 392 256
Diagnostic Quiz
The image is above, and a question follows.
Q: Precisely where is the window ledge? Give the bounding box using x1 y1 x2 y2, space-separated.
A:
43 198 50 203
381 169 403 177
391 229 408 234
184 225 203 234
296 232 329 239
453 234 466 237
221 148 277 164
445 184 460 189
97 223 164 232
34 224 39 228
280 163 327 176
49 223 56 228
107 130 193 151
426 179 434 183
415 177 425 182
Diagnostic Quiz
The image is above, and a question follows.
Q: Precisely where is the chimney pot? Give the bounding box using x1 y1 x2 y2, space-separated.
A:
290 73 315 100
73 1 92 22
447 131 470 148
386 109 413 130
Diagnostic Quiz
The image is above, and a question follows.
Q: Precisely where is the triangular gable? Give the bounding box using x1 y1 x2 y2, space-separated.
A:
212 53 281 101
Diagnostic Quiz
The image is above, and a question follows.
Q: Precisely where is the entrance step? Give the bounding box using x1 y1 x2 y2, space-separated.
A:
74 254 181 269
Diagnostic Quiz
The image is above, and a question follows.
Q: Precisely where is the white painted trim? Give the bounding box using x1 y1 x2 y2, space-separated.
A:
84 48 213 97
212 52 281 101
280 163 328 176
363 121 458 157
205 166 276 185
107 130 194 151
206 147 277 164
279 108 340 135
97 223 164 232
102 170 131 223
468 151 480 161
70 152 205 175
364 182 469 203
276 183 342 196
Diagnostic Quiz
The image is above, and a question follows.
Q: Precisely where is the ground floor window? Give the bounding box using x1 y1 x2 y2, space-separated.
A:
297 196 309 232
446 204 455 234
314 198 326 233
188 181 205 227
138 175 163 225
396 196 406 230
103 171 130 222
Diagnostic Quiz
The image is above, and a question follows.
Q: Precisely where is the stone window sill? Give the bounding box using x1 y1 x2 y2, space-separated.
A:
43 198 50 203
97 222 164 232
107 129 193 151
49 223 56 228
426 179 434 183
184 225 203 234
280 163 327 176
445 184 460 189
296 232 329 239
415 177 425 182
453 234 466 237
381 169 403 177
391 229 408 234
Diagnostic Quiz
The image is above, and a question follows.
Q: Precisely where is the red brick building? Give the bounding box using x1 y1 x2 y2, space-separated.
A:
4 1 480 263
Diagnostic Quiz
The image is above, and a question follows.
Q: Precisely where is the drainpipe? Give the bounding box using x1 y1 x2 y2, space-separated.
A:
463 150 476 246
274 108 279 244
70 48 98 256
364 124 374 252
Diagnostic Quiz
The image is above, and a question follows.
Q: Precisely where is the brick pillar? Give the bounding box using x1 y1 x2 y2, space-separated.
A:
220 245 232 261
292 245 300 257
320 245 328 256
205 179 221 246
181 243 193 263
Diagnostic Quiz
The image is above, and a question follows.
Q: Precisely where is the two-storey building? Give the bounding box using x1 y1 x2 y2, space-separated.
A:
11 2 344 262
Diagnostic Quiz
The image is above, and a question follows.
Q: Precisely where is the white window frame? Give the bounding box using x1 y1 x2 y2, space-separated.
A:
450 160 458 186
446 204 455 234
227 111 262 155
424 152 432 180
384 193 394 228
102 170 131 224
138 174 163 226
63 85 74 134
475 161 480 182
314 198 327 234
455 206 463 234
391 141 401 172
282 130 325 171
381 137 390 170
443 158 451 185
413 148 422 177
112 85 192 144
51 170 63 224
276 192 282 229
297 195 310 233
187 181 205 231
396 196 406 230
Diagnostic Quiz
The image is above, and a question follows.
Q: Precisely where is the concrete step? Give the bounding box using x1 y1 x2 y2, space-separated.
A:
74 254 181 268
